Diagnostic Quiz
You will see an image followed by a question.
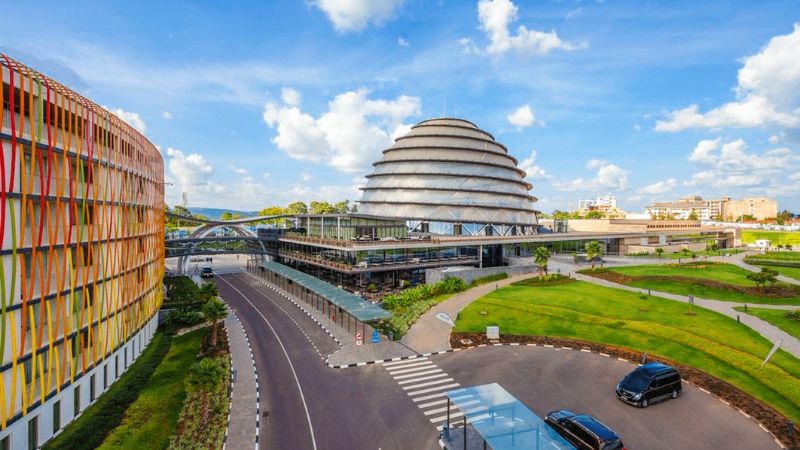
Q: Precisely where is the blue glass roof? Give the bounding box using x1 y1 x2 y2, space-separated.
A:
445 383 575 450
258 261 391 322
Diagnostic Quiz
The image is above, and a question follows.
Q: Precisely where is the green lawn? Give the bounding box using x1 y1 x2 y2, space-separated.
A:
97 330 203 450
742 230 800 245
747 251 800 262
734 306 800 340
454 280 800 421
763 265 800 280
605 263 800 304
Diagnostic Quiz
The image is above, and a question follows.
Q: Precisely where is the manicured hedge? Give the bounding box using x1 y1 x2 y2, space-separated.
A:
44 331 172 450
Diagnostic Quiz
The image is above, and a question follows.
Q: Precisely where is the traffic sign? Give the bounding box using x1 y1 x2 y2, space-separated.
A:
371 330 380 343
356 332 363 346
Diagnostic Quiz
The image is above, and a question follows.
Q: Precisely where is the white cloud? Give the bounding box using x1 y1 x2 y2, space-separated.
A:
233 167 248 175
636 178 677 195
161 110 173 120
477 0 587 55
458 37 481 54
262 171 271 178
656 24 800 132
281 87 301 106
263 87 420 172
688 138 721 164
105 106 146 133
768 133 784 144
398 37 409 47
633 123 641 131
314 0 405 32
565 8 582 20
300 171 313 182
553 160 629 192
165 148 225 198
518 149 550 180
507 104 543 128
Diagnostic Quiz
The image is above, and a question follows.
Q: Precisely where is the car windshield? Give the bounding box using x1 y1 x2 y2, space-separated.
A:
621 371 649 391
602 439 624 450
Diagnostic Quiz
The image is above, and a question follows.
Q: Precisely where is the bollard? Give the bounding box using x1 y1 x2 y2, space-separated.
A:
788 419 794 450
744 304 748 312
737 315 740 323
641 352 648 364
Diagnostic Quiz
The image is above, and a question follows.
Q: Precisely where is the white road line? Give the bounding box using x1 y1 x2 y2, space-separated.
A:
416 398 449 408
385 360 433 372
423 400 480 416
405 380 458 393
392 368 443 380
218 276 318 450
383 358 427 367
428 411 464 423
411 391 450 402
397 373 450 385
387 363 438 375
406 383 461 397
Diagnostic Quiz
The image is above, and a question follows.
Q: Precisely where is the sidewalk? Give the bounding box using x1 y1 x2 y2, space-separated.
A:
548 259 800 359
223 313 259 450
401 272 537 354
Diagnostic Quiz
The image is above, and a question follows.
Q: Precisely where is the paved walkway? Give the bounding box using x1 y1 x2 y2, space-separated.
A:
223 313 258 450
548 259 800 359
401 272 536 354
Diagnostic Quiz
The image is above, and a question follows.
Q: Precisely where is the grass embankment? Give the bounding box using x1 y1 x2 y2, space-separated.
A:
454 279 800 421
378 273 508 338
742 230 800 245
44 331 173 450
591 262 800 304
735 306 800 340
97 330 204 450
745 252 800 280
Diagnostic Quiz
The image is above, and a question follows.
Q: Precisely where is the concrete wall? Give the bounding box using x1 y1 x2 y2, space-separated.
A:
426 265 536 285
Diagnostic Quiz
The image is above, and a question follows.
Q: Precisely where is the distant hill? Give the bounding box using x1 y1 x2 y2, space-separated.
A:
187 207 256 219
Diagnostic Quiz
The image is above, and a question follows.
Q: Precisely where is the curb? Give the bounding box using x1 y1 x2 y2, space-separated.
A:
221 309 261 450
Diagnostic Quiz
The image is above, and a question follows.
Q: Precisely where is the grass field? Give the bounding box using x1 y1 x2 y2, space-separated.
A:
604 263 800 304
734 306 800 340
741 230 800 245
97 330 203 450
454 280 800 421
628 249 742 259
747 251 800 262
761 265 800 280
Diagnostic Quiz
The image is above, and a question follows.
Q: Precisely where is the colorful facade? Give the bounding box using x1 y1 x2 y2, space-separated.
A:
0 54 164 448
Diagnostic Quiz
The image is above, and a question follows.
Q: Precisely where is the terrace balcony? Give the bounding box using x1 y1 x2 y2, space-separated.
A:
277 249 478 273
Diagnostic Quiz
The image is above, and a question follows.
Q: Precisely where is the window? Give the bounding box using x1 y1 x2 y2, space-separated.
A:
116 355 120 380
1 435 9 450
52 400 61 434
27 415 37 450
90 374 96 401
103 364 108 389
571 423 596 448
73 385 81 415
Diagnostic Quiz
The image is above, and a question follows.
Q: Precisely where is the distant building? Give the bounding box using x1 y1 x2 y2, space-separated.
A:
645 196 777 221
578 195 617 212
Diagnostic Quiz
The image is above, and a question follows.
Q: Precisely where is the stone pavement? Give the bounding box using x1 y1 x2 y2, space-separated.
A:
548 259 800 359
401 272 538 354
223 312 259 450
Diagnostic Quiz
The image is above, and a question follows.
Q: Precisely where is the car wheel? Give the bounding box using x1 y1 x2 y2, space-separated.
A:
671 390 679 399
641 398 649 408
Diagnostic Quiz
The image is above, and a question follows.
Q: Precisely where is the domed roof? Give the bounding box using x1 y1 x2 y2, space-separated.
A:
357 117 538 225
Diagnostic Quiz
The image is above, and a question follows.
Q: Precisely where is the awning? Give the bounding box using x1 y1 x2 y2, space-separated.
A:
258 261 391 322
444 383 574 450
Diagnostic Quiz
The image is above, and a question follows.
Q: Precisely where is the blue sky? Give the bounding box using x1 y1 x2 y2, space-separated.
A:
3 0 799 213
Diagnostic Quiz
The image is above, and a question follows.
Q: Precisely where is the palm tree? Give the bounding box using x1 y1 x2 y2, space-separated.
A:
186 358 225 426
200 282 219 300
534 247 551 278
585 241 603 269
203 298 228 347
655 247 664 258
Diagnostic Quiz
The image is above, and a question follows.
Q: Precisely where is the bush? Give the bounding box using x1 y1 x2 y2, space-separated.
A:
163 276 215 309
169 356 230 450
44 332 172 450
470 272 508 286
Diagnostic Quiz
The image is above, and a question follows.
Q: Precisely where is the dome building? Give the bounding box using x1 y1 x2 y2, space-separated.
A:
358 118 539 236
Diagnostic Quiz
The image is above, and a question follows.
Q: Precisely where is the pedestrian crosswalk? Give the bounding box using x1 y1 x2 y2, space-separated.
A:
382 357 466 429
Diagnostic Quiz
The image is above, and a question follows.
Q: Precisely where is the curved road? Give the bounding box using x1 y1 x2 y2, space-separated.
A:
216 272 780 450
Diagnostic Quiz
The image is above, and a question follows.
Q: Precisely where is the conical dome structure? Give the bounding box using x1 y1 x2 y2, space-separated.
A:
358 118 538 226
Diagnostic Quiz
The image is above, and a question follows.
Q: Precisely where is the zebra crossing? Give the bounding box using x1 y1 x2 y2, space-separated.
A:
383 357 493 430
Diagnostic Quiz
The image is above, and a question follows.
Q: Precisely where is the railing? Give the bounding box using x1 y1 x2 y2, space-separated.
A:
278 249 478 272
281 233 442 247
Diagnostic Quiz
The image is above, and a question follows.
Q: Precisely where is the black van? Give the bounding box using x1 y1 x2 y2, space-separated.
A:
616 362 682 408
545 409 626 450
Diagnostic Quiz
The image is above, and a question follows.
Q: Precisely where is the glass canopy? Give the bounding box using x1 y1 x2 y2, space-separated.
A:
445 383 575 450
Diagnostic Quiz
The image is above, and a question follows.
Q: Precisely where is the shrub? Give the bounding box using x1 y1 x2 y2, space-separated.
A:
169 356 230 450
470 272 508 286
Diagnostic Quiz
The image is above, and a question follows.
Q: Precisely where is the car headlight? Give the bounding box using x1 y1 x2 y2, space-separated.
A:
633 393 642 401
616 384 620 391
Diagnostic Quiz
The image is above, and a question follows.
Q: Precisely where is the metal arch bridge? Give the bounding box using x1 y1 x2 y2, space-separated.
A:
165 211 296 225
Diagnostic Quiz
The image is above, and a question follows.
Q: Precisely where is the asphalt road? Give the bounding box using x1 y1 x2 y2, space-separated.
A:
434 345 780 450
215 272 779 450
215 272 440 450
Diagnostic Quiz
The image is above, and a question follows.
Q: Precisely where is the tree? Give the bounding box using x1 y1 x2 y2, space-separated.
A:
220 211 243 220
776 209 792 225
585 241 603 269
688 209 699 220
533 247 551 278
286 201 308 215
584 210 605 219
186 358 225 426
332 200 350 214
787 244 794 251
202 298 228 347
746 268 779 290
655 247 664 258
707 242 720 254
309 201 336 214
200 282 219 299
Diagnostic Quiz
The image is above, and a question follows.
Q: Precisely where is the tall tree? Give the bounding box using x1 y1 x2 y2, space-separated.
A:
286 201 308 215
186 358 225 426
203 298 228 347
533 246 551 278
585 241 603 269
776 209 793 225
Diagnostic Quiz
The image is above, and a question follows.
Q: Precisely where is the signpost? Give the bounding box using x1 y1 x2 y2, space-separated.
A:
355 332 363 346
486 326 500 340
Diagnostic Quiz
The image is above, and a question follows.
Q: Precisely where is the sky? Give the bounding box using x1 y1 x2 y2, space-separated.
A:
3 0 800 213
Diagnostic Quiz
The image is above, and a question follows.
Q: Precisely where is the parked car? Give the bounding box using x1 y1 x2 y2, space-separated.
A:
616 361 682 408
545 409 625 450
200 267 214 278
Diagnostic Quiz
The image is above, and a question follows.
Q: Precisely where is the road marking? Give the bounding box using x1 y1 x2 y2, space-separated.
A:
412 391 449 402
402 378 455 391
384 360 432 371
397 373 450 385
218 276 319 450
423 400 480 416
382 357 426 367
392 368 443 380
387 363 438 375
416 398 448 408
406 382 461 397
